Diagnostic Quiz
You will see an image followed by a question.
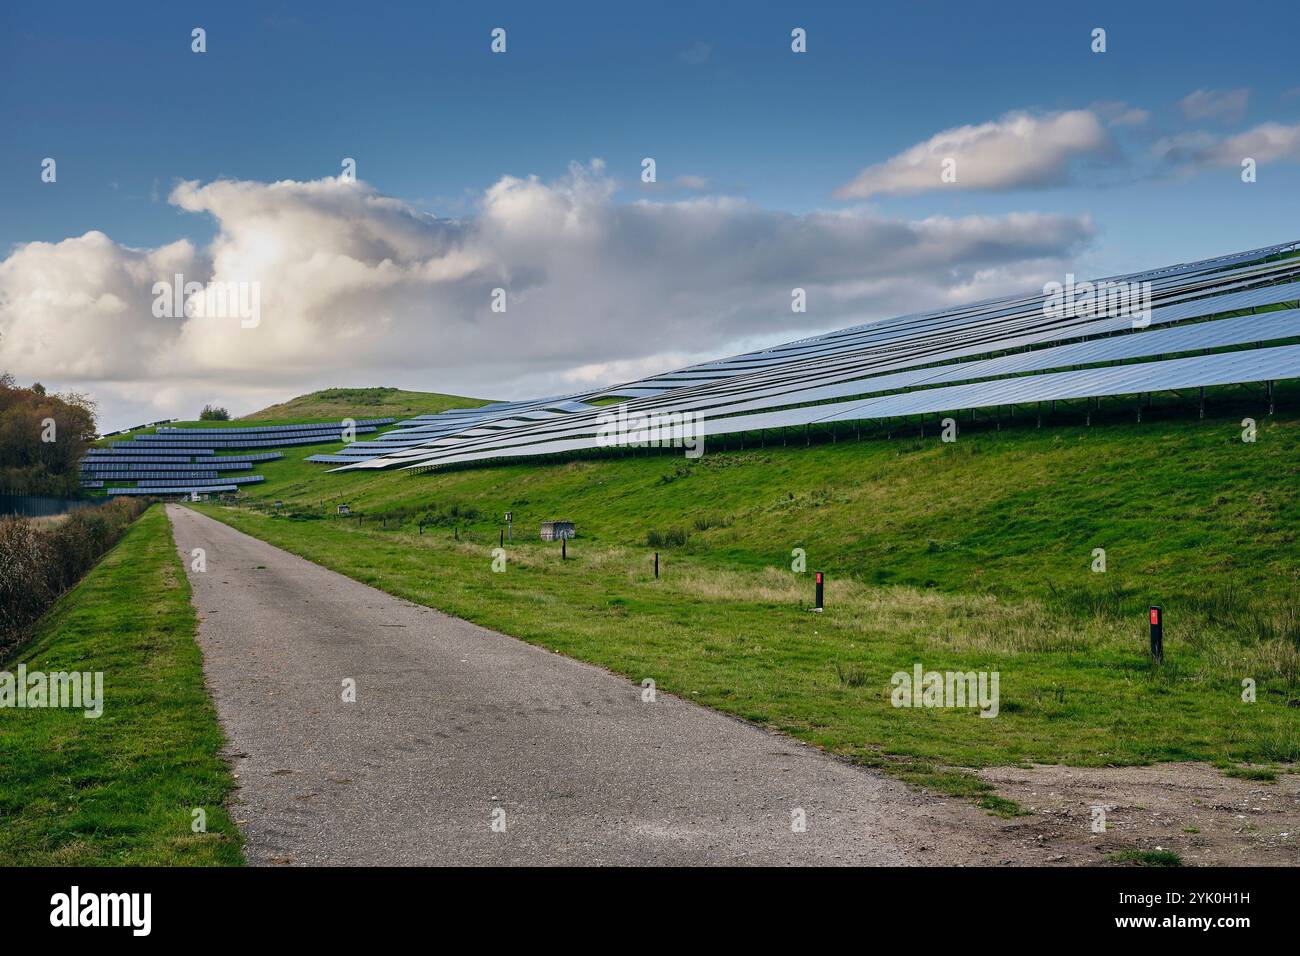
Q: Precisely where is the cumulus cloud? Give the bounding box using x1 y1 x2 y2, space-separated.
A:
833 110 1112 199
0 165 1094 429
1178 87 1250 124
1154 121 1300 170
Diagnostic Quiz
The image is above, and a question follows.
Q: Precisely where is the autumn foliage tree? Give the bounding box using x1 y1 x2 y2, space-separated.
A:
0 371 98 495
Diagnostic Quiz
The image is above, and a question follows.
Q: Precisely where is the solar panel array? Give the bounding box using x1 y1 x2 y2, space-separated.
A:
82 418 391 497
321 242 1300 473
106 485 239 496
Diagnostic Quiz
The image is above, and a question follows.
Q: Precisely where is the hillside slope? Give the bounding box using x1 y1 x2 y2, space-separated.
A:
194 387 1299 814
238 387 492 423
217 387 1300 611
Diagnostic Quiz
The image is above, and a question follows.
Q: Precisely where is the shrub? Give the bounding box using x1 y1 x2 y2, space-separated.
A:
199 405 231 421
692 513 731 532
417 502 482 528
645 527 690 548
0 497 146 654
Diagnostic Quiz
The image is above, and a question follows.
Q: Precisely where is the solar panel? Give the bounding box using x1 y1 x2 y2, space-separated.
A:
107 485 238 496
82 462 252 472
154 417 393 435
327 241 1300 472
134 476 264 487
118 431 372 449
85 472 220 480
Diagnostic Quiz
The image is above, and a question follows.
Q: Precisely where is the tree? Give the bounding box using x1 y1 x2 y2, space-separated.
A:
199 404 231 421
0 372 98 495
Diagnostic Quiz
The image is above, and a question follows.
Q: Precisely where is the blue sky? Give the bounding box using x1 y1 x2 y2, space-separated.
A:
2 0 1299 428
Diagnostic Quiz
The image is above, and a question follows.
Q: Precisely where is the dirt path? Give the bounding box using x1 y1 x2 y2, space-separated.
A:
165 504 1029 866
978 763 1299 866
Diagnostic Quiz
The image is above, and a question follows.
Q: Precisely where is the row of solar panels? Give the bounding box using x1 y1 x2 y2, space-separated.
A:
98 419 177 437
82 471 226 481
129 427 377 443
84 451 283 463
82 461 254 472
154 418 393 436
107 485 238 496
114 429 377 450
324 241 1300 472
133 476 264 488
96 474 264 488
304 402 572 463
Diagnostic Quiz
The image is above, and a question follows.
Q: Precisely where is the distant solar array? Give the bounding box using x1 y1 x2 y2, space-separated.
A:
82 418 392 498
318 241 1300 473
106 485 239 496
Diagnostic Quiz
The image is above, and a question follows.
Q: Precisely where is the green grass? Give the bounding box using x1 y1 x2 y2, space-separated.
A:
1107 849 1184 867
92 387 493 448
1220 766 1278 782
977 795 1031 818
236 386 491 422
189 389 1300 801
0 506 243 865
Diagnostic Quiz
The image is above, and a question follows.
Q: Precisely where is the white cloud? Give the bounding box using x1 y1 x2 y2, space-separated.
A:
833 110 1112 199
0 166 1094 430
1090 100 1151 128
1178 87 1250 124
637 174 712 194
1154 121 1300 169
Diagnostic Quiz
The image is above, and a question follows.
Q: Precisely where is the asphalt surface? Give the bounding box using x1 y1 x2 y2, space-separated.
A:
167 504 998 866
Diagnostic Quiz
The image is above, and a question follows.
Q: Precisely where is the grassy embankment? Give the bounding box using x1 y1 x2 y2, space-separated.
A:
193 385 1300 808
0 506 242 865
92 387 489 447
234 386 490 423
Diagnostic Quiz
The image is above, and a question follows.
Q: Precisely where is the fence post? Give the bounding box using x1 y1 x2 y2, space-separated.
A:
1149 606 1163 663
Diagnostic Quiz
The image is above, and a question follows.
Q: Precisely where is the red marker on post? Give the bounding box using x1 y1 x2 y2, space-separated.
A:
1149 605 1163 663
814 571 824 612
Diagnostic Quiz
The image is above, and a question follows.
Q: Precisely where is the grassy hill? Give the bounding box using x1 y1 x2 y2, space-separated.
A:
91 387 493 447
237 386 491 423
190 382 1300 804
